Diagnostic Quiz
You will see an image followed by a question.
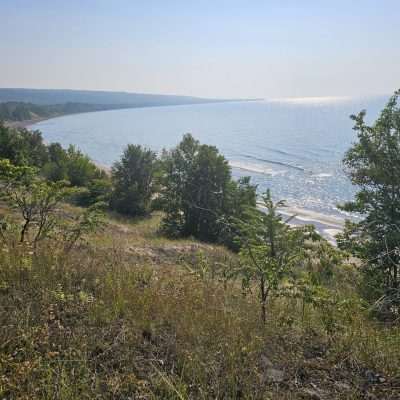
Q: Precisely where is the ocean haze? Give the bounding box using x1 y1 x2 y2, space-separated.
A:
1 1 399 98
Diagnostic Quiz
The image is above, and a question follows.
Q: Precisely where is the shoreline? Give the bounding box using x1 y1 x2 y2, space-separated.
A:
4 98 263 131
281 207 344 245
258 203 345 244
9 115 345 244
4 116 52 129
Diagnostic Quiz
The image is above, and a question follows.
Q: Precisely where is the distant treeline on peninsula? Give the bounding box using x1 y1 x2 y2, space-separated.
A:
0 88 250 122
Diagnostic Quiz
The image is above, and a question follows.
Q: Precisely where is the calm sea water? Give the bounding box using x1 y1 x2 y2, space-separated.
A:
32 96 386 224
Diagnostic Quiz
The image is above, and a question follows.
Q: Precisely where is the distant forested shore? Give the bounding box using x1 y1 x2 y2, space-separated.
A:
0 88 257 124
0 101 128 124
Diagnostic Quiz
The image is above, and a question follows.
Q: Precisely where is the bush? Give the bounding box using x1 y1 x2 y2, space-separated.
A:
74 178 113 207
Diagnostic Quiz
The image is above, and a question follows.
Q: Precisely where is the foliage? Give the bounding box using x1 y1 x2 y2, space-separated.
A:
0 123 109 207
0 159 75 243
233 190 319 323
0 122 48 167
59 204 106 252
218 176 258 250
42 142 69 181
110 144 157 216
160 134 257 244
64 145 105 187
303 240 347 286
43 144 106 189
338 89 400 315
74 178 113 207
0 101 53 121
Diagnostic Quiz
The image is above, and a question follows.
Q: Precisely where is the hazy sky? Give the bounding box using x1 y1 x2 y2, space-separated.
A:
1 0 399 98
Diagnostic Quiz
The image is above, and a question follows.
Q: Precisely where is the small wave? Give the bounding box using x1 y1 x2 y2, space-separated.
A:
242 154 305 172
267 148 292 156
332 206 363 221
312 173 333 178
259 146 298 158
230 161 285 176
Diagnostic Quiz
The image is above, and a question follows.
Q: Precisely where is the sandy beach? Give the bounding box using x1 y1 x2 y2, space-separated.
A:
258 203 345 244
4 117 51 129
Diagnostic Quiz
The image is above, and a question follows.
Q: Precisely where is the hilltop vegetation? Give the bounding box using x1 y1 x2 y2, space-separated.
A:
0 88 231 106
0 102 54 122
0 101 129 123
0 91 400 399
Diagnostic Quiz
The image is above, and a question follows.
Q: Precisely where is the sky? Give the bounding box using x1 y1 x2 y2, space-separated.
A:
1 0 399 99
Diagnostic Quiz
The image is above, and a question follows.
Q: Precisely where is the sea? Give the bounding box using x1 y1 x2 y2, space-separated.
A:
31 95 387 242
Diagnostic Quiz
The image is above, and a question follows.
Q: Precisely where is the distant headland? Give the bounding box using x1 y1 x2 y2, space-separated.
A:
0 88 261 126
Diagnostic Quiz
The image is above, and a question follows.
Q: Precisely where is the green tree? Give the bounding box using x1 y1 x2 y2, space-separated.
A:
43 143 110 206
42 142 69 182
233 190 317 323
0 159 74 243
111 144 157 216
0 123 110 210
338 90 400 313
76 178 112 207
0 123 48 167
219 176 257 250
159 134 199 237
65 145 103 187
160 134 256 243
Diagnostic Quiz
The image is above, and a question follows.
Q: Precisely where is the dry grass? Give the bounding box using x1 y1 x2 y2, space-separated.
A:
0 211 399 399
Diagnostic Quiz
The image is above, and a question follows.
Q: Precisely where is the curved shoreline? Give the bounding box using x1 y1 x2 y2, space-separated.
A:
18 112 345 244
4 116 52 129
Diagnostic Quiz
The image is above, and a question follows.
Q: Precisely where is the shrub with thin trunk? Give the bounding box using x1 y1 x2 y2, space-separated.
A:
232 190 318 323
0 159 75 243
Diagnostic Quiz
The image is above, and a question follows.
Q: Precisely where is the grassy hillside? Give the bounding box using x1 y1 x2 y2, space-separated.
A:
0 205 399 399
